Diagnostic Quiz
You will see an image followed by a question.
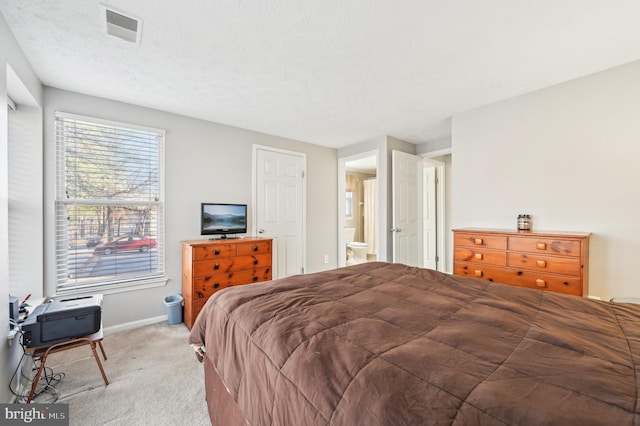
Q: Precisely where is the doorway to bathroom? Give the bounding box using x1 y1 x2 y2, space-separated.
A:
338 151 379 267
338 150 449 271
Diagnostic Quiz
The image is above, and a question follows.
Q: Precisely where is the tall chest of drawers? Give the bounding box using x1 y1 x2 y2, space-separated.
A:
182 237 272 329
453 228 589 296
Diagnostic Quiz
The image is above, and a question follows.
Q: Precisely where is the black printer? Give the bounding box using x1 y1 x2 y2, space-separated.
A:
22 295 102 348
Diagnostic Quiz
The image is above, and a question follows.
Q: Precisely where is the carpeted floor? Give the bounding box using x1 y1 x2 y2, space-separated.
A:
27 322 211 425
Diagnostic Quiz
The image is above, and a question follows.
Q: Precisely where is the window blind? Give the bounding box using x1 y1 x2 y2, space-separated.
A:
55 112 165 292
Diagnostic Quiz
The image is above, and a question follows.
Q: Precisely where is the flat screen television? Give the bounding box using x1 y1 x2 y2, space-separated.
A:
200 203 247 239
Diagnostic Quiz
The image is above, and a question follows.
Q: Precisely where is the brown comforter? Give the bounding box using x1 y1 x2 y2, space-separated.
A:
188 262 640 425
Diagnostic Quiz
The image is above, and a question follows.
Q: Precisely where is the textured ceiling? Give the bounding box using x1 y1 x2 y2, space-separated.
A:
2 1 640 149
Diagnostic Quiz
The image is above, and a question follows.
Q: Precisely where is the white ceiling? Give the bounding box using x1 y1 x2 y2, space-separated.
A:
2 1 640 149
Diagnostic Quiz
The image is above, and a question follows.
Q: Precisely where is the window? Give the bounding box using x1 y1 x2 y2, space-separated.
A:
55 112 165 293
345 191 353 217
345 174 355 218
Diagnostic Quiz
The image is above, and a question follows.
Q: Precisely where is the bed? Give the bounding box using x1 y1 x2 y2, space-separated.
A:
188 261 640 425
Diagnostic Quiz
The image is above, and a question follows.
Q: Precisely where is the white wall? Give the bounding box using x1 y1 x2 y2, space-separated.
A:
417 136 451 156
1 13 43 403
452 59 640 300
43 88 337 328
8 100 42 300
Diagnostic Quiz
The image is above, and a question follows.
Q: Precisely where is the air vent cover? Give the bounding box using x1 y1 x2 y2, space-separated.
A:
101 5 142 45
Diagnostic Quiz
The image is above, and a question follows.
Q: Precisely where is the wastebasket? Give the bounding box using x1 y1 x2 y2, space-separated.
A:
163 294 184 326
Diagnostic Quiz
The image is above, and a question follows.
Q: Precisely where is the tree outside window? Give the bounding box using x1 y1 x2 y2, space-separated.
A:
55 113 165 291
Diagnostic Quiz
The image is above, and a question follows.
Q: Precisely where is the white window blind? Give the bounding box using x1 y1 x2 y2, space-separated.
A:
55 112 165 292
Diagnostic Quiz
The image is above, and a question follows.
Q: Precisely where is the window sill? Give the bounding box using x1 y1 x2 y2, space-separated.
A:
56 276 168 296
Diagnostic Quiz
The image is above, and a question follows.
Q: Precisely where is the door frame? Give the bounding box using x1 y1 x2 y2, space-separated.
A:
421 153 448 273
337 150 380 267
252 144 307 278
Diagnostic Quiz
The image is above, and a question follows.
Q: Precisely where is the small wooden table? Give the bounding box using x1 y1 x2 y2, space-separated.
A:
25 336 109 403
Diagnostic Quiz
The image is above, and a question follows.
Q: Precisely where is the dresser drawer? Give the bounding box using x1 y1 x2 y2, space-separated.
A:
193 244 236 260
193 258 237 276
241 266 272 284
192 275 233 300
509 269 581 295
191 267 272 300
506 253 582 276
454 248 506 266
233 253 272 270
455 263 511 282
193 253 272 277
237 241 272 255
454 233 507 250
508 236 581 257
454 263 582 296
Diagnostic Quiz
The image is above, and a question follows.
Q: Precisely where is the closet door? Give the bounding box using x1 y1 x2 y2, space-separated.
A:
254 146 305 278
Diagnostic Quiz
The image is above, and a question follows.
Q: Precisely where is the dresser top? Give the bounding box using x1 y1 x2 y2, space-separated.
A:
452 228 590 238
181 236 272 245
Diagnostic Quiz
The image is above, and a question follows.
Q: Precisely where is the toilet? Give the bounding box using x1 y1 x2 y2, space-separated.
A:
344 228 369 265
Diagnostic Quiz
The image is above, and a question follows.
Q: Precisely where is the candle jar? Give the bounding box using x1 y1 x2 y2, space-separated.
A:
517 214 531 231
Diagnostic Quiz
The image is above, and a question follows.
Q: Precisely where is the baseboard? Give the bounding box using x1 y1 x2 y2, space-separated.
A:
103 315 167 336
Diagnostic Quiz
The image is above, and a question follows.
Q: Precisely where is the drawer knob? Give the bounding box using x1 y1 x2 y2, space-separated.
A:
214 263 220 270
475 253 483 260
253 259 258 265
252 276 259 282
474 270 483 277
536 279 546 288
214 249 220 255
474 238 483 245
536 243 547 250
252 245 259 252
213 283 220 289
536 260 546 268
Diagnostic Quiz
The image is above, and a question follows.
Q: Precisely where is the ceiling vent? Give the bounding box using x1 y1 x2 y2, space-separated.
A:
100 5 142 45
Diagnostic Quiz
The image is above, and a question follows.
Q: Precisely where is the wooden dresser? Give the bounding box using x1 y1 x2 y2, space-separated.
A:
182 237 272 329
453 228 589 296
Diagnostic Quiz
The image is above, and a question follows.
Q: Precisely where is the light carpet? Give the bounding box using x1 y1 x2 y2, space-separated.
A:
28 322 211 426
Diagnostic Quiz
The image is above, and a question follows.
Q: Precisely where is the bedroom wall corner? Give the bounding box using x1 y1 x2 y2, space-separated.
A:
451 59 640 300
304 145 338 273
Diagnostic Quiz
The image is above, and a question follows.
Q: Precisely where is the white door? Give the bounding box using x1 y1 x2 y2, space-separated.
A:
391 150 423 266
423 165 437 269
254 147 305 279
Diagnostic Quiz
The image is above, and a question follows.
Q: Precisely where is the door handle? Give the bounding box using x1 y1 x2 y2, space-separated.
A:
390 228 401 233
258 229 265 234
